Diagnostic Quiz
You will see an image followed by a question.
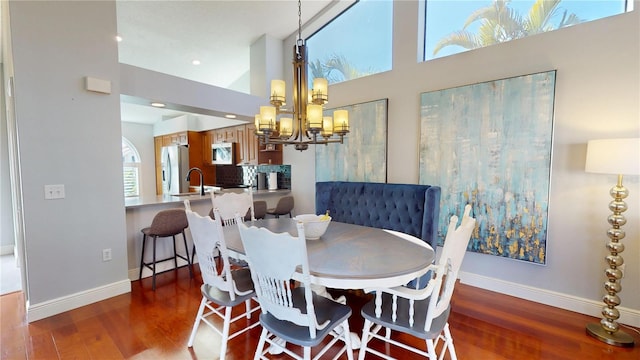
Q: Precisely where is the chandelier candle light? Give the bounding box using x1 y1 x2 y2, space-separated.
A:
254 0 349 151
584 137 640 348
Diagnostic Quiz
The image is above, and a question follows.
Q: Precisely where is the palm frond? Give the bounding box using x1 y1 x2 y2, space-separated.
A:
463 0 511 29
308 59 326 79
526 0 561 33
433 31 480 55
557 10 582 28
326 54 360 80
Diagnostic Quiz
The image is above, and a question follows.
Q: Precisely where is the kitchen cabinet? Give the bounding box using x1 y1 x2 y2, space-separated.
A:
258 143 283 165
245 123 281 165
202 131 214 165
235 125 247 164
213 128 236 144
200 124 282 166
154 137 163 195
245 123 258 164
161 131 187 146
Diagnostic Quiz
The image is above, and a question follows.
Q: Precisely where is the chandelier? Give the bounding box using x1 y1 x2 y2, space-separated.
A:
253 0 349 151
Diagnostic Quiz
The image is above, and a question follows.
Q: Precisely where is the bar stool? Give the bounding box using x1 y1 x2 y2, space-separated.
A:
139 208 193 290
253 200 267 220
266 196 294 218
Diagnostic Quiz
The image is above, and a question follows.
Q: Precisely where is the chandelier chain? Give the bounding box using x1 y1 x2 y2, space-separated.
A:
298 0 302 42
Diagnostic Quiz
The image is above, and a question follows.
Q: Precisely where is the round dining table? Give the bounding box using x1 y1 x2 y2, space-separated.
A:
222 218 435 290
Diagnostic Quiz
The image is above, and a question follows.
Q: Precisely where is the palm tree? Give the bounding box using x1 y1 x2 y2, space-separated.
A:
309 53 374 84
433 0 582 56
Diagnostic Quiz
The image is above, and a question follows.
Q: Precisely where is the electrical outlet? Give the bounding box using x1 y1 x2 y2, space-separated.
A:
102 248 112 262
44 184 65 199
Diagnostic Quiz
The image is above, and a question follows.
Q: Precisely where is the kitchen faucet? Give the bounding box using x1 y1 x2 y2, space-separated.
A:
186 167 205 195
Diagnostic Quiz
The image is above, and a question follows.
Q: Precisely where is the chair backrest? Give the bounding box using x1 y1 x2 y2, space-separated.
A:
147 208 188 236
211 189 255 225
184 200 241 298
273 196 294 214
424 204 476 331
253 200 267 219
236 217 326 339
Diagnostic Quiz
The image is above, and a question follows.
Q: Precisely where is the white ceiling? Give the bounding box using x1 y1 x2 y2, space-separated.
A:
117 0 334 125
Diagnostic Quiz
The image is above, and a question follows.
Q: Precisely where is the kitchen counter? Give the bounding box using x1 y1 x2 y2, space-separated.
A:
124 188 291 209
124 187 293 282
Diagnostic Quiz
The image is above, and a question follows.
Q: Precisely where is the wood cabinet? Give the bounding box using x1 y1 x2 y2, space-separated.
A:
202 131 214 165
258 143 283 165
244 123 282 165
235 125 247 164
161 131 187 146
201 124 278 166
245 123 259 164
234 124 282 165
154 137 163 195
213 128 236 144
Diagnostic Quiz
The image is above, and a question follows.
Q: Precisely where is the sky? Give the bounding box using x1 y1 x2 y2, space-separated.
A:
305 0 628 81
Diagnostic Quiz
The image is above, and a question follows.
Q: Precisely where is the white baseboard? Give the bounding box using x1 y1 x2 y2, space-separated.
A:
128 268 139 281
459 271 640 328
0 245 14 256
27 279 131 323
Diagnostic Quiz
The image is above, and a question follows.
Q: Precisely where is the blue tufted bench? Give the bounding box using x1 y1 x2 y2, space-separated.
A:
315 181 441 250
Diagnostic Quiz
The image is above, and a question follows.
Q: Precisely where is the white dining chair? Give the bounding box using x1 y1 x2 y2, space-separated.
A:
236 216 354 360
191 189 256 263
358 204 476 360
383 229 434 290
184 200 261 359
212 188 256 224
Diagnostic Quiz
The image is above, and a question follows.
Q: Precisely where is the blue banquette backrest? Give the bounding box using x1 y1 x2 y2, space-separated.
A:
315 181 441 250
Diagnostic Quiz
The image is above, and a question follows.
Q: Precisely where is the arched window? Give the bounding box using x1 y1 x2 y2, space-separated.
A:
122 137 141 197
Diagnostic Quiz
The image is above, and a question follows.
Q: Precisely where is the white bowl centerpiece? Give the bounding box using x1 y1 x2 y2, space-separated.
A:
293 213 332 240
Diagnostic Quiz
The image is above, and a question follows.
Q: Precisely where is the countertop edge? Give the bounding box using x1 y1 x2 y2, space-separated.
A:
125 189 291 209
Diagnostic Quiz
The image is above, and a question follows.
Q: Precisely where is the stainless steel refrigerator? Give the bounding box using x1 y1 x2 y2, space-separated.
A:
161 145 190 195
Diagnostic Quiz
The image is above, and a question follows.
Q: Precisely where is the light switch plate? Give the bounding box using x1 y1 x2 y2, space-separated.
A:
44 184 65 199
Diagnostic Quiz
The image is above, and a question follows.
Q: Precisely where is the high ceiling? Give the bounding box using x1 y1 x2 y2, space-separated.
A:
117 0 335 125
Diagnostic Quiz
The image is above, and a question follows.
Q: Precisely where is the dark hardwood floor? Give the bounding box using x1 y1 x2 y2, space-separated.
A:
2 266 639 359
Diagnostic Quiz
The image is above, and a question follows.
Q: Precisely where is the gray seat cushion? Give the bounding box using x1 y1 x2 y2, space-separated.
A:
259 287 352 347
361 292 450 340
200 268 255 307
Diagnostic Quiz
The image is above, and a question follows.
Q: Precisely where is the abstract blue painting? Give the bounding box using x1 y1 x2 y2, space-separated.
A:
419 71 556 264
316 99 388 182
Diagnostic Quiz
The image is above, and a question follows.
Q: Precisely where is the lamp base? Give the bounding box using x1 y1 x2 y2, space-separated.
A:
586 323 635 347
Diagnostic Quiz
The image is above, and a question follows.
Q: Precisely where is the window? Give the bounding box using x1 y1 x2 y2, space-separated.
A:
306 0 393 85
423 0 631 61
122 137 141 197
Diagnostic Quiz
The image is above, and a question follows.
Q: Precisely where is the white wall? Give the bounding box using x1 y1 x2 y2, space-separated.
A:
121 122 156 199
0 68 15 254
8 1 130 320
284 2 640 324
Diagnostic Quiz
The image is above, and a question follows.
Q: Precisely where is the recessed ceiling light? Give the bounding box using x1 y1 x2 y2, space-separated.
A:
225 114 237 119
192 60 201 65
151 102 165 108
115 35 123 42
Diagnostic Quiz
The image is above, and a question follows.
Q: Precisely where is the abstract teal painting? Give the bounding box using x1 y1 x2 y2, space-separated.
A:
419 71 556 264
316 99 388 182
